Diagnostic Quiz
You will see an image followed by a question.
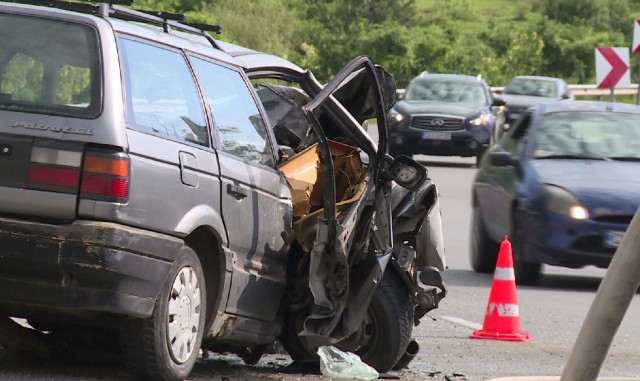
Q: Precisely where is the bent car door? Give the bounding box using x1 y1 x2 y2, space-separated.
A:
190 57 290 323
227 47 397 342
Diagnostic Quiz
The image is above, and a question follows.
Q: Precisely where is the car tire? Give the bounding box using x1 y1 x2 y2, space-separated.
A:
279 308 312 363
280 270 413 373
512 218 541 285
121 246 206 381
470 203 499 273
355 270 414 373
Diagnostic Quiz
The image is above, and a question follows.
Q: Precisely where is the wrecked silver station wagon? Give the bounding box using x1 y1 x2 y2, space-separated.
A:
0 1 446 380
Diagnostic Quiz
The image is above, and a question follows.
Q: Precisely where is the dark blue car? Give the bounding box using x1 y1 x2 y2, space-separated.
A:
388 73 505 165
471 100 640 284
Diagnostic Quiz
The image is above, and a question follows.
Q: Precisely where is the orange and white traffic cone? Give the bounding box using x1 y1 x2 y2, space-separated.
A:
471 235 532 342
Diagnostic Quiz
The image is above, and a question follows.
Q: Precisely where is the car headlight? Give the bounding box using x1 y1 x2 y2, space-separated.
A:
388 111 406 123
470 113 492 126
541 185 589 220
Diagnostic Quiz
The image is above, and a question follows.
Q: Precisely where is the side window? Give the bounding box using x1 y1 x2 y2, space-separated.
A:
191 57 274 167
119 38 208 146
503 114 531 156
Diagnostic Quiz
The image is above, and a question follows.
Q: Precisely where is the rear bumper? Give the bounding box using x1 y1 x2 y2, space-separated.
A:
0 218 182 319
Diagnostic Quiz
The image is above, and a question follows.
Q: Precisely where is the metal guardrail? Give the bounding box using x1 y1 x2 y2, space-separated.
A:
491 84 639 97
398 84 639 98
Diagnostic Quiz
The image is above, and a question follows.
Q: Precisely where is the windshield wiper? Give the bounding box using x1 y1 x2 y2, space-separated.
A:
536 154 604 160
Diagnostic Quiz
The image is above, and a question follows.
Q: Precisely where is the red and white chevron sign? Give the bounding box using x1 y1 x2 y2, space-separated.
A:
633 19 640 54
595 47 630 89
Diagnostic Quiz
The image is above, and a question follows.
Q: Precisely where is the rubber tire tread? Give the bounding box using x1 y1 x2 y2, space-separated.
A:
357 270 414 373
280 270 414 374
279 310 314 362
120 246 206 381
470 204 499 273
512 219 541 285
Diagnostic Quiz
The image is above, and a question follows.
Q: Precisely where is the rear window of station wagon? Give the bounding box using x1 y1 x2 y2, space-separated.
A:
0 13 101 118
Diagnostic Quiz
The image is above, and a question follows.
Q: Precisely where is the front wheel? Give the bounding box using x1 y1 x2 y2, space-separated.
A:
355 270 414 373
121 246 206 381
512 219 541 285
280 270 414 373
470 203 499 273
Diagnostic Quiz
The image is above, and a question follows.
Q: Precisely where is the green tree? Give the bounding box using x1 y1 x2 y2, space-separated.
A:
534 0 632 35
288 0 417 82
197 0 301 60
535 16 626 83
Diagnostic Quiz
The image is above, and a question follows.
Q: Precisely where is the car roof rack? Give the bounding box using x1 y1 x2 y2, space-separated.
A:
3 0 222 48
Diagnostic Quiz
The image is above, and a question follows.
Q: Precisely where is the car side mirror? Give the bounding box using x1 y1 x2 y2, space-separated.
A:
492 97 506 107
489 150 518 167
386 155 428 191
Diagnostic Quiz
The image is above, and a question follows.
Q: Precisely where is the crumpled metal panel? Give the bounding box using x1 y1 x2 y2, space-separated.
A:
416 187 446 271
255 85 312 153
301 189 367 345
391 181 446 271
298 180 393 346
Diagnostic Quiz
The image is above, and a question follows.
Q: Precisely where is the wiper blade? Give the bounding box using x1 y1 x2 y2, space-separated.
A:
536 154 604 160
606 156 640 162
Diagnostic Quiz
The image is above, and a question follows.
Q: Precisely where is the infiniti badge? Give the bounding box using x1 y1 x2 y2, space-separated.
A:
430 119 444 126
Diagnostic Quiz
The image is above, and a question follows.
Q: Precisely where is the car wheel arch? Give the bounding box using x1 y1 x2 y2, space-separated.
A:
509 199 521 238
385 259 414 295
509 203 542 285
184 227 226 333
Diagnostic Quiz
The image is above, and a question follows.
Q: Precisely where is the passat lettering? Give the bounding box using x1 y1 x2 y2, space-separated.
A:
11 121 93 136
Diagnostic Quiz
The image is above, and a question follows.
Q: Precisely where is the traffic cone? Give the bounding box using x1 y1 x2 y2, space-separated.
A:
471 235 532 342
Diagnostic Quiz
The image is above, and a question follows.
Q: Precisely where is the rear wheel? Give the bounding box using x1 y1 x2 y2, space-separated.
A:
121 246 206 381
470 203 499 273
512 218 541 285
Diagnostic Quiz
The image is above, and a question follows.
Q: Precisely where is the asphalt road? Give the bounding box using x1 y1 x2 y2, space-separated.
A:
410 155 640 380
0 155 638 381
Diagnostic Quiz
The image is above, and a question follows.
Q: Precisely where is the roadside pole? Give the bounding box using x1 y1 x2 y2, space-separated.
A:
633 19 640 104
637 64 640 104
560 208 640 381
636 62 640 105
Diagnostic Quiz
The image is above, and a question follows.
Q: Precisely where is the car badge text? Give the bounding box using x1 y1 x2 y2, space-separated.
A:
11 121 94 136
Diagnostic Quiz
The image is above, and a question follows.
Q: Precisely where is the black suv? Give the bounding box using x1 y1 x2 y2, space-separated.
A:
388 73 505 165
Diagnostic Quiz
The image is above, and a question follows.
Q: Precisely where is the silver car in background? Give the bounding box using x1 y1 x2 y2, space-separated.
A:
498 75 574 127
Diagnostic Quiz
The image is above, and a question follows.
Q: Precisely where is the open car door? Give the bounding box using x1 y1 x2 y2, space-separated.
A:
221 43 441 372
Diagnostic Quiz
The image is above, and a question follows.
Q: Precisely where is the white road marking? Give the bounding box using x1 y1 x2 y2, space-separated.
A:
438 315 483 330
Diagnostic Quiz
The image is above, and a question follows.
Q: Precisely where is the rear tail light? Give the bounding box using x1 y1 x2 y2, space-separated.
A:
27 146 82 194
80 148 130 202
